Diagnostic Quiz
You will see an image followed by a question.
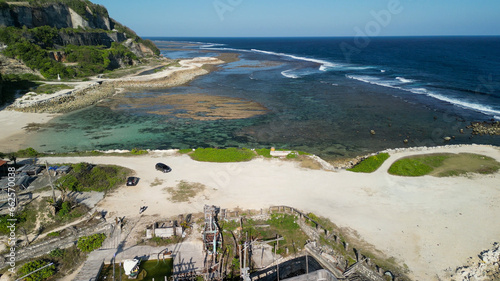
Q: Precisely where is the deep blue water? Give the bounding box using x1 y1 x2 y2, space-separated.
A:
29 37 500 159
160 37 500 118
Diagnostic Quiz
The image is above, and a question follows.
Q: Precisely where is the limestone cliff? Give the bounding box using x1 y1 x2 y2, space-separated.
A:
0 0 160 78
0 1 112 30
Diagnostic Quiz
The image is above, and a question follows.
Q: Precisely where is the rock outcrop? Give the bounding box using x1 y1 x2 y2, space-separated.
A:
0 53 43 77
451 243 500 281
0 2 112 30
467 121 500 136
54 31 126 48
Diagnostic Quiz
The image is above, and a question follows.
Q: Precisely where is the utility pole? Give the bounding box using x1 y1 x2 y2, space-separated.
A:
276 234 280 281
45 161 56 204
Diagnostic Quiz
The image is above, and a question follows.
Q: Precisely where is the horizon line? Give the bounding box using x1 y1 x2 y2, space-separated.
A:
142 34 500 39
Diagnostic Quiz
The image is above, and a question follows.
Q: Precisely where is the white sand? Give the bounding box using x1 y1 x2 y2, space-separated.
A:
0 110 59 152
110 57 224 82
36 144 500 281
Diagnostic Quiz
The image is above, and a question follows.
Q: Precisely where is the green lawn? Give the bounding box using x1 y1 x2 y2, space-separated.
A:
388 153 500 177
189 147 256 162
348 153 390 173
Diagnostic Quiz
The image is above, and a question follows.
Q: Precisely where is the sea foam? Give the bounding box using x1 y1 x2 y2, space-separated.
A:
281 70 300 79
347 75 500 116
250 49 340 71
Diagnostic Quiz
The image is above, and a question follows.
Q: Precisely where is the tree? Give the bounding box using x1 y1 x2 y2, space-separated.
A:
17 260 55 281
8 154 16 165
77 233 107 252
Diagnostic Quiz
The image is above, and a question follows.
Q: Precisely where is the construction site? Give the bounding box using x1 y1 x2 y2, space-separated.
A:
93 205 407 281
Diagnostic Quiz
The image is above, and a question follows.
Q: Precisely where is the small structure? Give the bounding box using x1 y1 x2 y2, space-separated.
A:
13 173 32 190
16 164 42 176
123 259 140 279
0 160 8 176
270 147 292 157
56 165 72 175
146 221 182 239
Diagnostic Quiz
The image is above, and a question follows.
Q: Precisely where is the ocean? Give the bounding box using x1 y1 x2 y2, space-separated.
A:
28 37 500 159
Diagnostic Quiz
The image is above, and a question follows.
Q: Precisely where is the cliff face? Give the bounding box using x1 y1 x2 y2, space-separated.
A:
55 31 126 48
0 1 160 80
0 2 112 30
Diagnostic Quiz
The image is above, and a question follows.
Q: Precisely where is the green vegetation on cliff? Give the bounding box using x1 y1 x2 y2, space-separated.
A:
0 0 159 80
0 26 140 79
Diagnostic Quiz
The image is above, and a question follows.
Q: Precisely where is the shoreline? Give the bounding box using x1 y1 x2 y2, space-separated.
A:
0 55 232 153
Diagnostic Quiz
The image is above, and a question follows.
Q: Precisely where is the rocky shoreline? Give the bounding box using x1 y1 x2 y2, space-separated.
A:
6 56 226 114
467 121 500 135
7 82 116 113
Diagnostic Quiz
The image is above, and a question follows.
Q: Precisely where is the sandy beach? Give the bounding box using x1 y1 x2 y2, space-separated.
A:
0 110 59 152
33 144 500 281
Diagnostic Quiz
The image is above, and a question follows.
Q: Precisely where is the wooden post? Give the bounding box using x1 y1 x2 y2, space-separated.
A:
276 234 279 281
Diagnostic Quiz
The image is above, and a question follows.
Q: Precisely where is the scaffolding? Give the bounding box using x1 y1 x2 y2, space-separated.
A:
202 205 223 280
203 205 221 255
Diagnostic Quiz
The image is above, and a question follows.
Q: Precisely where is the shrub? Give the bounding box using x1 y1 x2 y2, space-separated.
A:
56 163 130 192
15 147 39 157
49 248 64 258
17 259 55 281
178 148 193 154
47 231 61 237
255 148 272 158
57 201 72 217
348 153 390 173
130 148 148 155
77 233 106 252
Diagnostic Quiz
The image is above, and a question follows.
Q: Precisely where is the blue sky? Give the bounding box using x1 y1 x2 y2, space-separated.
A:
91 0 500 37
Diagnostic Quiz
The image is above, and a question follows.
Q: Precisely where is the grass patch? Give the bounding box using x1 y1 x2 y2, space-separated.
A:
348 153 390 173
165 181 206 202
32 83 73 95
220 213 309 257
190 147 255 162
255 148 272 158
150 177 164 187
178 148 193 154
388 153 500 177
432 153 500 177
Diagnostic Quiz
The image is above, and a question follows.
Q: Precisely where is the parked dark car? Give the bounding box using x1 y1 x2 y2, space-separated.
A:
126 177 139 186
155 163 172 173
